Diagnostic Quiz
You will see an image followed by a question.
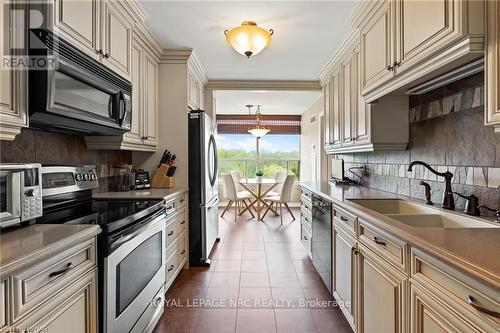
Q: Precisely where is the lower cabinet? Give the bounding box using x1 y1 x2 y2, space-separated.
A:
357 243 407 333
15 270 98 333
332 223 357 331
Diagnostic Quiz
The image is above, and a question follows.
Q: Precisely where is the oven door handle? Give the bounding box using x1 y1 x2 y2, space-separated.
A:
109 212 165 251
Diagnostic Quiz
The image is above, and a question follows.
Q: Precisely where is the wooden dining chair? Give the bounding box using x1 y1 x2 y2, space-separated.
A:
262 175 295 225
221 174 255 221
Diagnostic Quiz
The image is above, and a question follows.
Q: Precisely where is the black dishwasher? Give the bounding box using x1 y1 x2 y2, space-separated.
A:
311 194 332 293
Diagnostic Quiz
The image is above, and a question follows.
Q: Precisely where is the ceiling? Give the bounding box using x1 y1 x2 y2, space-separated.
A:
215 90 322 115
139 1 359 80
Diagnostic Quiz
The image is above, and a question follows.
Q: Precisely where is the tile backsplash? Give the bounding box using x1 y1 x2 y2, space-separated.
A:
336 73 500 214
0 129 131 192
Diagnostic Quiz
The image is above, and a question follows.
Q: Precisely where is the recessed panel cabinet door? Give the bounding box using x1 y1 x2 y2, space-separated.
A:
353 46 370 144
101 0 132 80
342 59 355 146
357 244 407 333
143 53 159 146
486 0 500 131
360 1 395 93
125 38 143 144
323 80 331 147
0 1 27 140
395 0 460 74
331 71 342 147
53 0 100 60
332 225 356 330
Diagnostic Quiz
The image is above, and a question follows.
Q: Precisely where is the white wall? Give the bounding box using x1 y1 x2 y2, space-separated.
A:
133 63 190 187
300 96 323 182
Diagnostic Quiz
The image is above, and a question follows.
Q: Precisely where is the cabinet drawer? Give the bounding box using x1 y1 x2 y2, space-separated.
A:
1 280 6 329
411 249 500 330
176 192 187 209
300 223 312 256
358 219 407 272
300 211 312 230
165 216 179 250
177 209 188 233
177 233 188 265
165 251 178 284
332 206 356 235
165 199 177 216
12 238 96 322
300 188 312 201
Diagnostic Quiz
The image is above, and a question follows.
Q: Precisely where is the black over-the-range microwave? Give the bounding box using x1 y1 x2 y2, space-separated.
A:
28 29 132 135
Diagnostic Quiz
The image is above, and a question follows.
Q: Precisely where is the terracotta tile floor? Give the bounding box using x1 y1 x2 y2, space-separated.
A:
154 207 352 333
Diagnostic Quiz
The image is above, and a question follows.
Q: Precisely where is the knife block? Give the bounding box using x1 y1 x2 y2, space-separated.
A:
152 164 176 188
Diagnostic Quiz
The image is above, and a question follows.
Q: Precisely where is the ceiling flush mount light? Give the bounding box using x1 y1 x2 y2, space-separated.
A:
224 21 274 58
247 105 270 138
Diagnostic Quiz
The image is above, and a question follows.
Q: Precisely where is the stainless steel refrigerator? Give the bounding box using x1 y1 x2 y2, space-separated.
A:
188 110 220 266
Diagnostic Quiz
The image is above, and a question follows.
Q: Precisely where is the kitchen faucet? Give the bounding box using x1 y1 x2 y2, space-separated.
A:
408 161 455 210
419 180 433 205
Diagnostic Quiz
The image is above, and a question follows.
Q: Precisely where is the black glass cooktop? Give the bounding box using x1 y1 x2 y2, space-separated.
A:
36 199 163 233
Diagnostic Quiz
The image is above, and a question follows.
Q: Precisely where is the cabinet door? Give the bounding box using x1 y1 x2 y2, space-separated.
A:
332 225 357 330
410 283 482 333
188 73 198 110
331 71 342 147
353 46 371 144
101 0 132 80
142 52 159 146
53 0 100 60
341 59 355 146
360 0 395 93
486 0 500 131
15 271 98 333
0 2 28 140
323 81 332 147
123 37 143 144
357 244 407 333
198 84 205 110
395 0 460 74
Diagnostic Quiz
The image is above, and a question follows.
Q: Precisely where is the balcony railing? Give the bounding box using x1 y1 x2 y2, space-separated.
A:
218 158 300 181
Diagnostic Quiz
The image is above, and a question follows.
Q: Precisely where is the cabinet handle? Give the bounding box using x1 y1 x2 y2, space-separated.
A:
467 296 500 319
168 265 175 272
340 216 348 222
179 198 185 203
303 236 308 240
180 220 186 225
104 53 110 58
180 249 186 255
97 49 103 55
49 262 73 278
386 64 394 71
373 237 386 246
168 231 174 236
393 61 401 67
351 247 358 255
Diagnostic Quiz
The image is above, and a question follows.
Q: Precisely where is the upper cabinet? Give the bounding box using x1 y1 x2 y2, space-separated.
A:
323 36 408 154
52 0 132 80
486 0 500 133
188 63 206 111
357 0 484 102
0 2 28 140
85 27 161 151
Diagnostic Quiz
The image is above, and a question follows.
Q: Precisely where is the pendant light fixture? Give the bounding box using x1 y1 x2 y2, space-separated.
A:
224 21 274 58
247 105 270 138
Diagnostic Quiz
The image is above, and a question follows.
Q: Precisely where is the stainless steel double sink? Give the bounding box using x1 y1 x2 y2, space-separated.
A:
349 199 499 228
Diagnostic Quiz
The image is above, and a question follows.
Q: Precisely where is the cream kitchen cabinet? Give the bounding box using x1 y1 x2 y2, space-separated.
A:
85 29 160 151
357 243 408 333
188 70 205 110
0 1 28 141
324 36 408 155
486 0 500 133
332 222 357 331
359 0 396 94
357 0 484 102
52 0 101 61
323 80 332 148
50 0 133 80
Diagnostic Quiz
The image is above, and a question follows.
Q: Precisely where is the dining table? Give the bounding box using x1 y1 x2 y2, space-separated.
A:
238 178 283 221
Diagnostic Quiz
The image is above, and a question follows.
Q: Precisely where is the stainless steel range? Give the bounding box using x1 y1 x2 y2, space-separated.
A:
37 166 166 333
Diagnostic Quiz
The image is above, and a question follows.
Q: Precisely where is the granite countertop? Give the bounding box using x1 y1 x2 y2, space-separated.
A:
300 181 500 289
93 187 187 201
0 224 101 279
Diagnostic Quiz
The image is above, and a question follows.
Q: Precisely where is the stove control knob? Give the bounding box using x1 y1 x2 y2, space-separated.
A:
25 189 39 197
84 174 90 181
75 174 83 181
91 174 97 181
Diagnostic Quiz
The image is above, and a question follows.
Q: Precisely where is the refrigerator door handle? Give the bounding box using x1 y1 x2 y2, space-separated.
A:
203 197 219 208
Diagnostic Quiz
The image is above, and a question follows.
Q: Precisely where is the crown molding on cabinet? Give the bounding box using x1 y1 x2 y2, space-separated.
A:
160 48 208 87
319 28 360 85
121 0 148 23
134 24 163 59
188 50 208 87
348 0 384 30
205 80 321 91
